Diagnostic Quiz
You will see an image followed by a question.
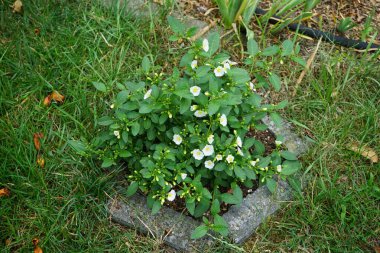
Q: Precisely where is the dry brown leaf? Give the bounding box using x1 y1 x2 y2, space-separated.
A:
374 246 380 253
153 0 164 5
0 188 11 197
43 95 52 106
5 238 11 246
37 155 45 168
51 90 65 103
33 133 44 151
348 143 378 163
11 0 23 13
32 238 43 253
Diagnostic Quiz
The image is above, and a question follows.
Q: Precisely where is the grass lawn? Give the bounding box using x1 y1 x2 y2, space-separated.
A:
1 0 379 252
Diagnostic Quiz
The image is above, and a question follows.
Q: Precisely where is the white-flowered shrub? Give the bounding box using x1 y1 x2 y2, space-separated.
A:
71 16 303 239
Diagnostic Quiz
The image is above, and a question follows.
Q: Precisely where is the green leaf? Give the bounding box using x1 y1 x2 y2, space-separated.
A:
186 199 196 215
207 32 220 56
68 140 87 154
202 188 212 199
214 162 227 171
270 112 282 127
194 198 210 218
228 68 250 84
269 73 281 91
97 116 114 126
262 45 280 56
151 200 161 215
126 181 139 197
282 160 301 175
281 151 298 160
246 93 262 107
234 166 246 180
121 101 138 111
213 214 229 236
92 81 107 92
180 98 191 114
220 193 240 205
142 56 150 73
116 90 129 105
266 178 277 193
101 158 113 168
180 52 194 67
119 150 132 158
208 100 221 116
247 38 259 56
191 225 208 239
139 103 153 114
281 39 294 56
131 122 140 136
210 199 220 215
167 16 186 34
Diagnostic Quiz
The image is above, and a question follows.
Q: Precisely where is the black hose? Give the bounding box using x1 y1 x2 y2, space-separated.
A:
254 8 380 51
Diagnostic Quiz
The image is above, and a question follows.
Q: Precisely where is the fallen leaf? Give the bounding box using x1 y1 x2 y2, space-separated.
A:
5 238 11 246
33 133 44 151
32 238 43 253
348 142 378 163
43 95 51 106
153 0 164 5
37 155 45 168
374 246 380 253
51 90 65 104
0 188 11 197
11 0 23 13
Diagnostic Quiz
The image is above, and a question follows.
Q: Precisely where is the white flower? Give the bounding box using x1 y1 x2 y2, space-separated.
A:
276 165 282 173
194 110 207 118
202 38 209 52
223 59 238 66
205 160 215 169
236 136 242 147
275 140 282 146
173 134 183 145
226 154 234 164
192 149 204 160
202 145 214 156
190 105 198 111
237 147 244 156
144 89 152 99
167 189 176 201
190 86 201 96
250 160 257 166
191 60 198 69
223 62 230 71
110 104 114 109
219 114 227 127
216 154 223 161
113 130 120 139
214 66 225 77
207 135 214 144
249 82 256 91
181 173 187 180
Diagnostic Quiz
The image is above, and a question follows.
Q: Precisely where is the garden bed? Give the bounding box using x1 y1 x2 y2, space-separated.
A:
104 0 310 251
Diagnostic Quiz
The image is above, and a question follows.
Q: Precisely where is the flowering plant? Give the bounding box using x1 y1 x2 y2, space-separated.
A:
72 17 302 239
